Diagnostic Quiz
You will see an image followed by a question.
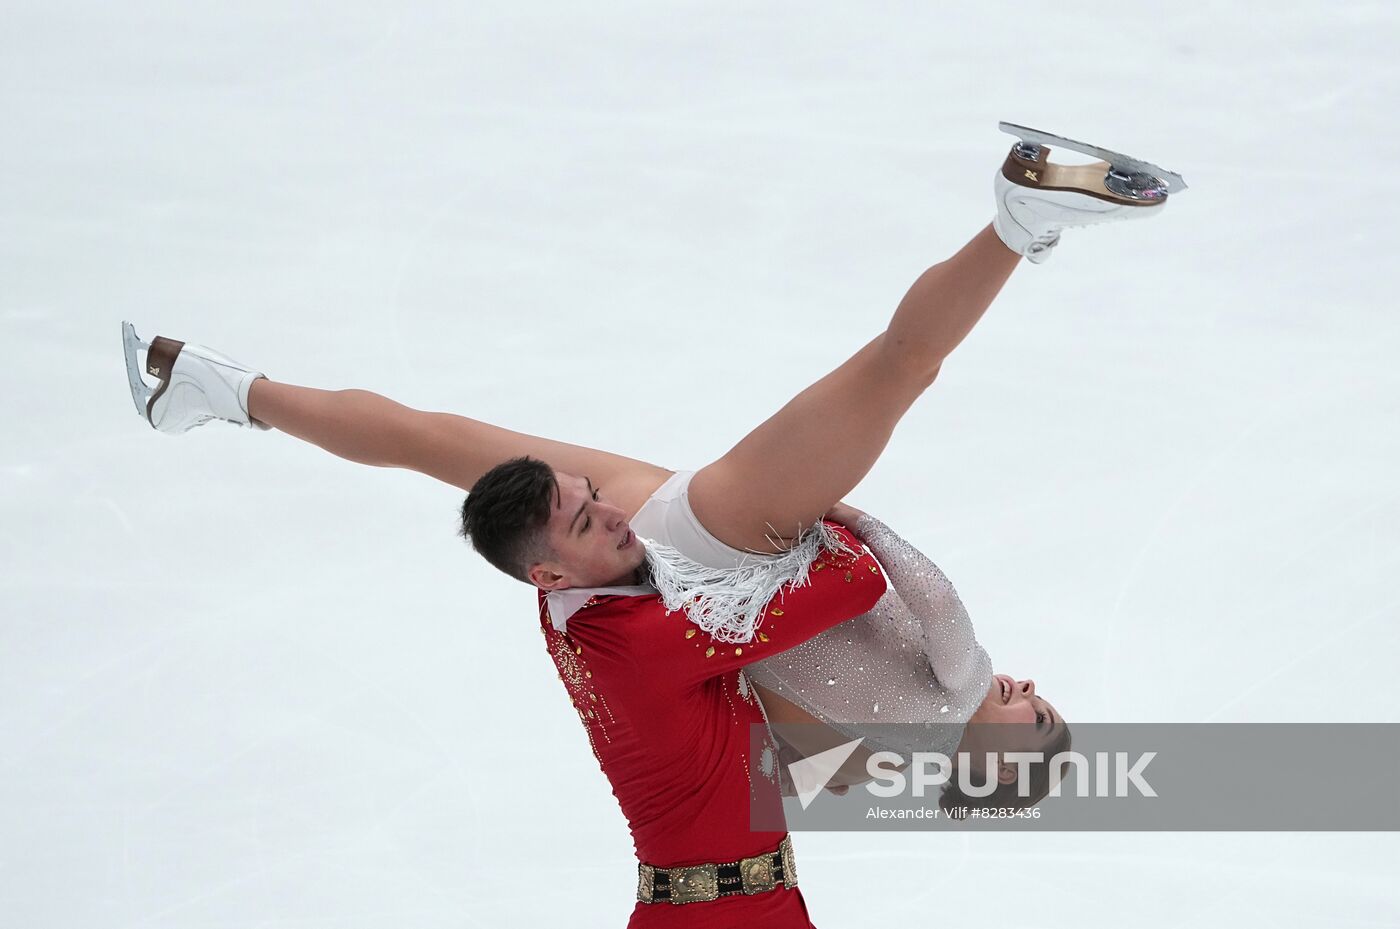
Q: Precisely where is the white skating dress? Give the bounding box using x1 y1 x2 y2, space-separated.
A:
627 472 993 757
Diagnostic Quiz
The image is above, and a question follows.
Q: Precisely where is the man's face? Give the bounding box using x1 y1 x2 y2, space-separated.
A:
528 471 647 590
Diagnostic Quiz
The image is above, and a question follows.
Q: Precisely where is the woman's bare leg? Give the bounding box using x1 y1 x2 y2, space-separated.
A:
690 223 1019 551
247 382 669 510
247 384 417 469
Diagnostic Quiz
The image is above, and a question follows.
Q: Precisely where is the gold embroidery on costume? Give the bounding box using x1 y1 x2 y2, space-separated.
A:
542 611 613 758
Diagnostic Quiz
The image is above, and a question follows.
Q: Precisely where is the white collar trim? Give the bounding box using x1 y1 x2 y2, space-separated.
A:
545 585 656 633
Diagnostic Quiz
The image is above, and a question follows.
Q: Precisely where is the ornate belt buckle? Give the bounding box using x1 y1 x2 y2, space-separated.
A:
780 836 798 888
668 864 720 904
636 864 655 904
739 853 776 895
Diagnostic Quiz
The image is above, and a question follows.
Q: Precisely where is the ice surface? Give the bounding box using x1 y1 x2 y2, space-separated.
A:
2 1 1398 926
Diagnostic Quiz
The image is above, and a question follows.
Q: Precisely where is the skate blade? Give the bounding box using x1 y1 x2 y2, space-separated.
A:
999 121 1187 194
122 321 153 417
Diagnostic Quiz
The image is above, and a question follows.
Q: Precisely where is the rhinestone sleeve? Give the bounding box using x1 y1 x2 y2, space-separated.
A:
852 514 991 694
745 514 993 755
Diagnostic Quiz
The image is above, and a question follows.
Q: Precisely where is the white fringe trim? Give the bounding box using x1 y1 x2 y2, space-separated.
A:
641 522 857 644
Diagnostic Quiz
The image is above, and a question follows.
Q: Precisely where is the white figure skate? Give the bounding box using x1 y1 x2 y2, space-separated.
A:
122 322 269 433
993 121 1186 264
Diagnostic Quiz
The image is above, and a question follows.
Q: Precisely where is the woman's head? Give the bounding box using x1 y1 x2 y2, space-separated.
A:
969 674 1060 728
940 674 1072 814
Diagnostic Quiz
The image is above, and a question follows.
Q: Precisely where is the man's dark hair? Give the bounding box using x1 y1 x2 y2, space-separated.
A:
458 456 559 584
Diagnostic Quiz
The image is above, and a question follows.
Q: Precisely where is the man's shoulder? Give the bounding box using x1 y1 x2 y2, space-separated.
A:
544 592 687 686
538 587 666 632
571 591 668 621
566 593 692 661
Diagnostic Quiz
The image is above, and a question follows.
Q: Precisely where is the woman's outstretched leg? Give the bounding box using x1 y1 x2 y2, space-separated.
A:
247 383 423 469
247 380 668 506
121 323 666 512
689 223 1020 552
122 327 665 511
689 123 1181 551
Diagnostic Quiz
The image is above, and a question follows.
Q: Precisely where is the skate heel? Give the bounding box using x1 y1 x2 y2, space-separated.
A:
145 336 184 381
143 336 185 424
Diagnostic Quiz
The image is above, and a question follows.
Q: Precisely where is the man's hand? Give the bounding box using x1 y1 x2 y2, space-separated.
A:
824 501 868 530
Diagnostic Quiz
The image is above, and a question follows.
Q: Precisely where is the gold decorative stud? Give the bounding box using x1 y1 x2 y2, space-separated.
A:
734 647 742 656
758 633 770 643
685 628 697 639
705 646 716 658
771 609 784 617
844 571 853 582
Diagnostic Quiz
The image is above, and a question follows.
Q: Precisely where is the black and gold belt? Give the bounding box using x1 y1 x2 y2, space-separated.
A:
637 835 798 905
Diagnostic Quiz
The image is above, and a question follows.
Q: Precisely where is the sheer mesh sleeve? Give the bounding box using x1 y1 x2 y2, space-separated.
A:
744 515 993 754
852 514 990 693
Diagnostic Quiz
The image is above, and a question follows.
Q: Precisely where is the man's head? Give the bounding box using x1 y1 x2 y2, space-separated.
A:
941 674 1071 813
459 456 646 590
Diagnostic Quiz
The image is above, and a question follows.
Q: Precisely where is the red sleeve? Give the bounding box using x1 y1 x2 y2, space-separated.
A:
628 522 888 691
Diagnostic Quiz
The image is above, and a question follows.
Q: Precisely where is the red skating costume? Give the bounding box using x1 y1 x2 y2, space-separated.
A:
539 522 885 927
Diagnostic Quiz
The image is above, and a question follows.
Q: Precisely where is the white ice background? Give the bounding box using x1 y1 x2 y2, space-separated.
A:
2 2 1398 926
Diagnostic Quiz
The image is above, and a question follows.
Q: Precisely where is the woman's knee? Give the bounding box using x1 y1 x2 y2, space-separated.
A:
872 333 941 394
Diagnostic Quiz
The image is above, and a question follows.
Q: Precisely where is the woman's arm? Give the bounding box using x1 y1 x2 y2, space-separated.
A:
847 511 988 691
